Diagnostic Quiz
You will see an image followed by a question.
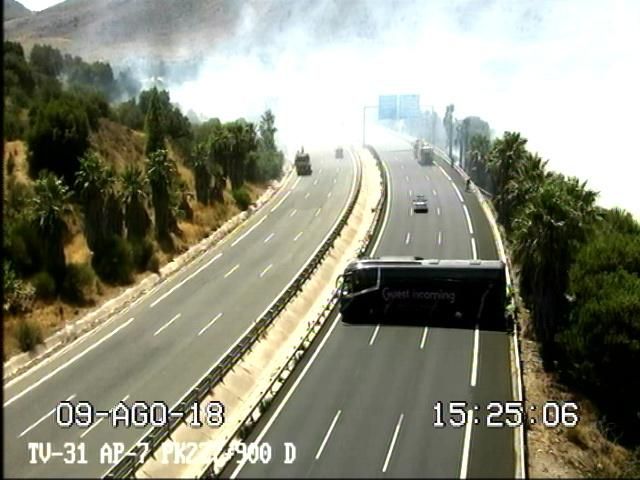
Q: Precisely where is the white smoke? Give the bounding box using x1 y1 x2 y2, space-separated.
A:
167 0 640 218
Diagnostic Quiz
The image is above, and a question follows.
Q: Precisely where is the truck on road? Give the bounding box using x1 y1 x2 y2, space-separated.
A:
414 140 434 165
295 147 312 175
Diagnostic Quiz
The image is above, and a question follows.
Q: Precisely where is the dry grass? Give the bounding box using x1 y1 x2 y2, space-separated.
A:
519 307 636 478
4 120 268 360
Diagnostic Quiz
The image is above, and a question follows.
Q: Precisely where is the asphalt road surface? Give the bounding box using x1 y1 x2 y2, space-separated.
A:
229 131 516 478
3 149 357 478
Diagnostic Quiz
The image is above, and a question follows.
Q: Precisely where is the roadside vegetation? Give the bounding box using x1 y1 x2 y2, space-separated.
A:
3 41 285 357
454 123 640 475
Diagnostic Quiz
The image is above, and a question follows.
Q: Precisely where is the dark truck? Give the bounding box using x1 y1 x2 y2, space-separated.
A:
335 147 344 159
413 139 434 165
295 148 312 175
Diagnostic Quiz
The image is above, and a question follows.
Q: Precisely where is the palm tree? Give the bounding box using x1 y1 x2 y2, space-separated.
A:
259 109 277 151
75 151 109 250
147 149 177 239
488 132 528 225
512 173 599 359
31 171 72 288
189 141 211 205
121 164 151 239
468 134 491 190
103 166 124 238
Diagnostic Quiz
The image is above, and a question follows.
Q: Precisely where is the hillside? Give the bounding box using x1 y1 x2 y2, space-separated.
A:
2 0 414 62
3 0 31 21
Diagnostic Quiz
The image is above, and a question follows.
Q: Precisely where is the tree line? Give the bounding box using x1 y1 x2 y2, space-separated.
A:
458 127 640 445
3 41 285 351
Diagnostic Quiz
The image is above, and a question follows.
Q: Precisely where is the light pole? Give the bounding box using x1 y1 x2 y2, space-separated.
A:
362 105 377 147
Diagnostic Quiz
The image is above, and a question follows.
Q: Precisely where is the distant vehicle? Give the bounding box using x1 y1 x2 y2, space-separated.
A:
295 147 312 175
335 147 344 159
412 194 429 213
336 257 507 329
413 139 434 165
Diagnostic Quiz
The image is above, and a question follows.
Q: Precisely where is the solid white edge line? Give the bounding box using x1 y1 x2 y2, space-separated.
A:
471 325 479 387
198 313 223 336
18 394 76 438
459 409 474 479
463 204 475 235
438 164 453 182
291 177 301 190
80 394 130 439
230 314 343 479
229 146 359 479
153 313 181 337
224 264 239 278
231 216 268 247
270 190 292 213
451 182 465 203
471 237 478 260
150 252 223 307
419 327 429 350
4 317 134 408
369 325 380 346
382 413 404 473
314 410 342 460
371 158 392 256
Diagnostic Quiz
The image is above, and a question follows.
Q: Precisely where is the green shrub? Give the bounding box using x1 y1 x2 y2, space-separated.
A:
16 318 43 352
92 236 134 285
31 271 56 300
232 187 252 211
130 236 155 272
61 262 97 304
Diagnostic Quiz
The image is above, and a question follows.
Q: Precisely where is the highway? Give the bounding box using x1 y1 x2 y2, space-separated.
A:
2 149 357 478
229 131 516 478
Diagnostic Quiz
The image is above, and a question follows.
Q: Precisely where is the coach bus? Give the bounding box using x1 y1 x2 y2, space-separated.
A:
336 257 507 329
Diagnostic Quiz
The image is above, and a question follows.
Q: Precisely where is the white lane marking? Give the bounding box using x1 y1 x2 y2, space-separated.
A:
371 160 392 256
409 207 414 217
4 317 134 408
438 231 442 245
405 175 410 182
463 204 474 235
230 314 342 478
80 394 130 439
259 264 273 278
327 191 332 198
153 313 181 336
150 252 223 307
18 394 76 438
369 325 380 346
333 178 337 184
224 264 239 278
425 175 430 181
315 410 342 460
382 413 404 473
291 177 301 190
198 313 223 336
419 327 429 350
438 164 453 181
460 409 474 479
315 208 322 217
437 207 441 216
289 209 297 217
471 237 478 260
432 189 438 196
318 169 323 174
405 232 411 245
264 233 274 243
304 192 310 199
313 179 318 186
471 325 479 387
409 189 413 197
293 232 303 242
452 182 465 203
231 216 268 247
270 190 292 213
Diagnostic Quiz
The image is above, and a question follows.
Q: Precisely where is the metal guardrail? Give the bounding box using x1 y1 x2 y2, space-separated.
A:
198 147 389 478
104 149 364 479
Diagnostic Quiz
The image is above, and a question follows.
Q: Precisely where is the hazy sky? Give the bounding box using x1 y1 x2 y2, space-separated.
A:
17 0 63 11
170 0 640 218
